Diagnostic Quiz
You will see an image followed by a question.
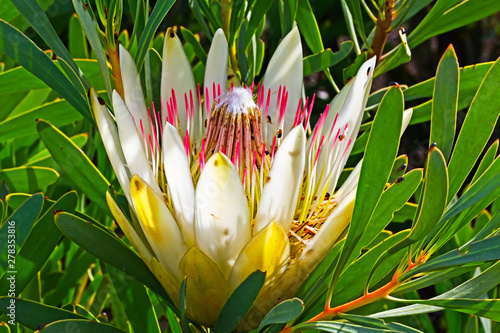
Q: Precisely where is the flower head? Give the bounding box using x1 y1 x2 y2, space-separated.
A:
91 26 380 327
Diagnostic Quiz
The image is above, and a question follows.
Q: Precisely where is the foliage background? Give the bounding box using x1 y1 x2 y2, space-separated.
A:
0 0 500 332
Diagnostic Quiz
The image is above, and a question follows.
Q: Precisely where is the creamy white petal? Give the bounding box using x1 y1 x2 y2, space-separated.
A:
262 26 303 143
333 160 362 202
113 90 161 194
90 89 132 200
332 57 376 165
204 29 228 114
161 28 198 133
254 126 306 233
314 57 376 192
402 108 413 134
195 152 251 279
163 122 195 247
131 175 187 282
119 45 152 142
299 189 356 268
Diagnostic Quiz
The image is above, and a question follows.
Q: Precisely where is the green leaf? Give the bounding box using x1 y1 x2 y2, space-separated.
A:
0 166 58 193
244 0 272 49
407 148 448 245
258 298 304 332
293 320 392 332
388 155 408 183
0 191 77 296
0 100 82 141
447 57 500 202
237 21 249 83
338 313 422 333
331 86 404 290
43 250 96 305
295 240 343 307
0 297 88 330
26 134 88 166
9 0 90 91
401 234 500 281
107 265 161 333
393 298 500 321
0 20 92 124
188 0 214 39
68 14 88 59
37 119 110 212
216 271 266 333
278 0 297 37
471 140 498 184
375 261 500 318
460 200 500 250
409 0 500 48
437 154 500 234
37 319 126 332
72 0 113 98
54 212 174 307
165 305 182 333
430 45 459 161
135 0 176 69
332 231 409 308
351 169 422 261
303 42 353 76
0 194 43 266
7 88 51 118
403 62 492 102
345 0 368 48
296 0 323 53
394 265 474 296
180 27 208 63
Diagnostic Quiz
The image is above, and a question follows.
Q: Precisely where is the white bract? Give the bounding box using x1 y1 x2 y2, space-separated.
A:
91 26 409 327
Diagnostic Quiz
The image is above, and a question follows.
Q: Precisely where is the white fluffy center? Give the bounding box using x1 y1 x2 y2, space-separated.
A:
215 87 257 114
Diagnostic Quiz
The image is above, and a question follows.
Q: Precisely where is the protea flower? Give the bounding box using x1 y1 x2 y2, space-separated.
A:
90 26 379 328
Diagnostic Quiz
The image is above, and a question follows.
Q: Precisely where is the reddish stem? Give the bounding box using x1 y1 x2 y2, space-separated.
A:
281 252 426 333
369 0 395 62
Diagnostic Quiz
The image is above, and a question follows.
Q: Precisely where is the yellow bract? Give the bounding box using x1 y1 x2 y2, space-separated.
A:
229 221 290 289
179 247 231 326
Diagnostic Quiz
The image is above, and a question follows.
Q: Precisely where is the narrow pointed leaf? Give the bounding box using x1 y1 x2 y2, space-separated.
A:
0 20 92 123
135 0 176 68
407 148 448 244
332 86 403 288
72 0 112 97
303 42 353 76
258 298 304 332
374 261 500 318
400 234 500 281
0 192 77 296
391 297 500 321
0 100 82 141
37 119 110 212
37 319 126 332
107 265 161 333
0 297 87 331
0 193 43 262
0 166 59 193
9 0 89 91
216 271 266 333
338 313 422 333
54 212 174 306
351 169 422 261
430 45 459 161
447 56 500 202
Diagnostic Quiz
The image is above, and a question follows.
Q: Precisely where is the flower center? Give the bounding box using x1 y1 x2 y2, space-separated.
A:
204 87 264 176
